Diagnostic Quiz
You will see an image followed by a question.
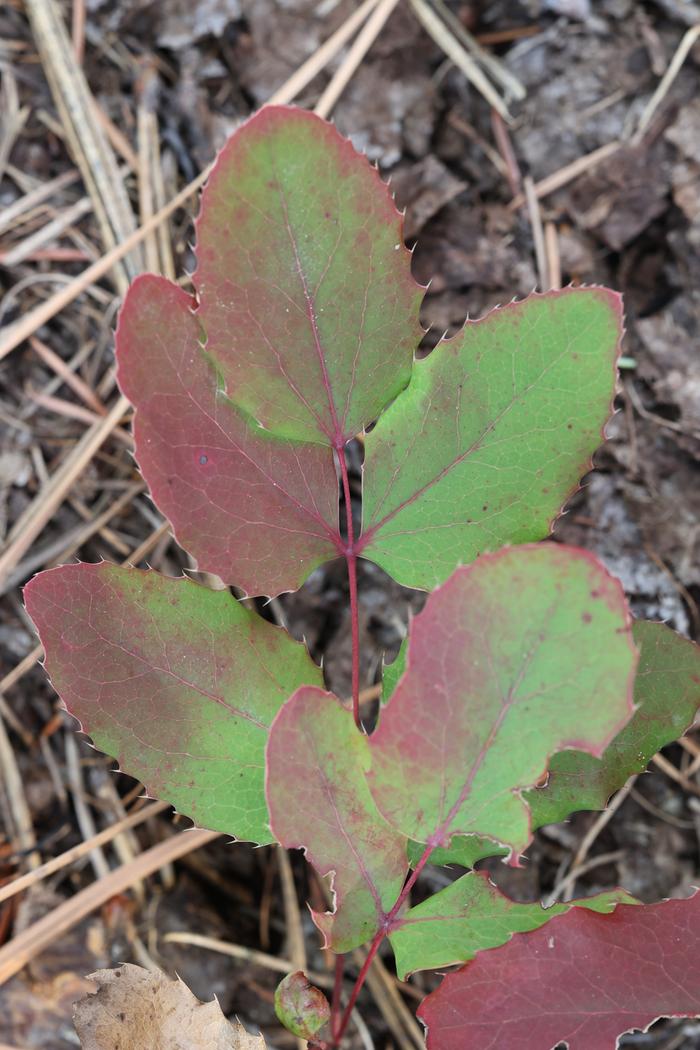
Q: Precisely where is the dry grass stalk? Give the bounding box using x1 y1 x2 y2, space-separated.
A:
0 393 132 586
524 174 548 290
429 0 525 101
315 0 402 118
0 828 219 986
277 848 307 1050
30 335 106 415
545 222 562 290
408 0 511 121
24 0 140 290
0 196 93 267
508 141 621 211
64 731 110 881
162 931 333 987
0 803 171 907
0 168 79 237
0 717 39 870
267 0 382 106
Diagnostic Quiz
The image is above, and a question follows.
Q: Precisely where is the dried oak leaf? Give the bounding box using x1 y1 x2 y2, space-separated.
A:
74 964 266 1050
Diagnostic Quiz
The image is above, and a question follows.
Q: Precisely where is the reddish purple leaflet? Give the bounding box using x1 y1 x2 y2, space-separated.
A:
418 894 700 1050
116 275 338 596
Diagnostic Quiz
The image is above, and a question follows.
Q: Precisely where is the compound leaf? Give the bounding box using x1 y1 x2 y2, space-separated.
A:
193 105 423 445
25 563 322 844
265 687 408 952
418 894 700 1050
360 288 622 590
116 275 339 597
526 618 700 827
367 544 637 858
389 871 635 979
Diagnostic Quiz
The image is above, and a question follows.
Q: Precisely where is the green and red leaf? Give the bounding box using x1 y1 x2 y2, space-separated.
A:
25 563 322 844
193 105 424 447
405 618 700 869
265 686 408 952
367 544 638 858
418 894 700 1049
526 618 700 826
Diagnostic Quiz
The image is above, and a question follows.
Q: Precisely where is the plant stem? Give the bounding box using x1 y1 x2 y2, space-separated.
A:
330 952 345 1038
332 841 435 1046
338 444 361 728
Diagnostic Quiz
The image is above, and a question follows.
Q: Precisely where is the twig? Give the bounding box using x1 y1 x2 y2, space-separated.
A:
0 828 219 985
30 335 106 415
0 168 80 237
0 394 132 586
0 196 92 266
653 753 700 798
315 0 402 119
71 0 85 64
544 221 561 290
408 0 511 121
632 23 700 145
573 776 637 869
545 849 625 906
490 109 521 197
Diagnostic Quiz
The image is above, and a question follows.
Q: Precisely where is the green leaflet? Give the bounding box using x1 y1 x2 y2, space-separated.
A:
361 288 622 591
390 872 635 979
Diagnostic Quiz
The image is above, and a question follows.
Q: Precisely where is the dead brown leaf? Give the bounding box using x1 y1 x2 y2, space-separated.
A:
74 964 266 1050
